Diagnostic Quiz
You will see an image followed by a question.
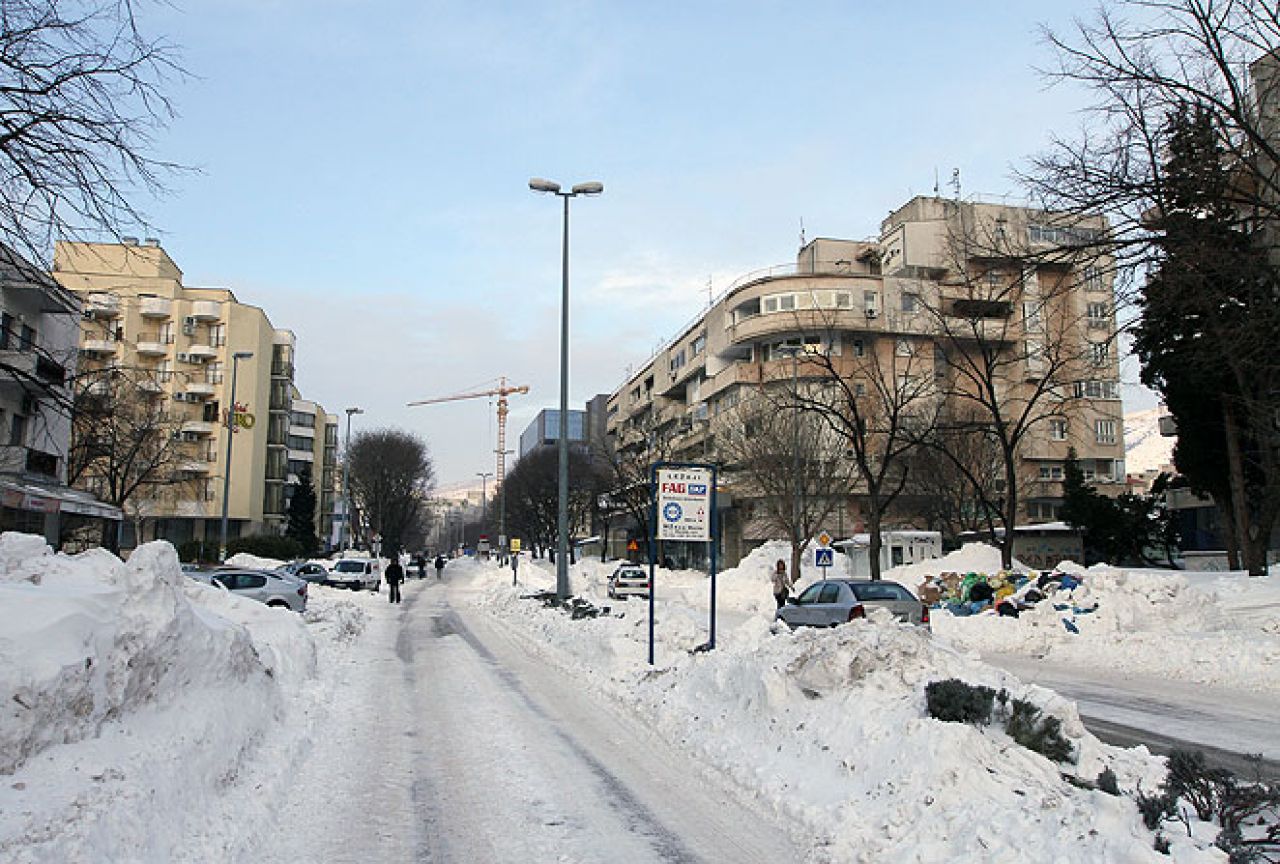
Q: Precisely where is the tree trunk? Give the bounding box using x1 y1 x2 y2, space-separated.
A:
1222 402 1258 574
867 506 883 581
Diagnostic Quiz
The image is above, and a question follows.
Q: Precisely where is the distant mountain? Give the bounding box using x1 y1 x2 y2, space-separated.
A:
1124 407 1175 475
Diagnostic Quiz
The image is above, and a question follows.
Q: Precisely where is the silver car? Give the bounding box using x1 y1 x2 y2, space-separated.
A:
190 567 308 612
777 579 929 629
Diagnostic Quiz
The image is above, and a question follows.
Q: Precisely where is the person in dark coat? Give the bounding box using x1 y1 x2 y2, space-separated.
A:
434 555 446 579
385 558 404 604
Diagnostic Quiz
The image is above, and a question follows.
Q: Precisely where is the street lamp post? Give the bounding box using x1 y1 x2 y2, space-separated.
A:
342 407 364 551
476 471 493 541
495 448 513 562
529 177 603 600
219 351 254 562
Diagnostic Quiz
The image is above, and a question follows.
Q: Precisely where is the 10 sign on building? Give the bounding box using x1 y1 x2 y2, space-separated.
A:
656 467 712 542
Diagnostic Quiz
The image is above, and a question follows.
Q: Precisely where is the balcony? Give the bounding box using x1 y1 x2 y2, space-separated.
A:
178 458 212 475
0 352 66 388
180 420 217 437
189 300 220 321
84 293 120 318
136 339 169 357
271 361 294 380
187 343 218 360
81 339 119 355
287 448 314 462
137 378 164 394
185 381 216 398
139 296 172 318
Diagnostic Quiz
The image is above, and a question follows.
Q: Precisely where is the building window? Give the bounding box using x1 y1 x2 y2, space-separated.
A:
1095 419 1117 444
851 338 865 357
1087 302 1110 326
895 338 914 357
19 324 35 351
1090 342 1110 367
1049 419 1068 440
1084 266 1103 292
9 413 26 446
691 332 706 355
1038 465 1064 480
854 382 867 397
833 291 851 309
901 292 919 313
1075 380 1120 400
864 291 878 315
209 323 226 347
206 361 223 384
1028 224 1099 247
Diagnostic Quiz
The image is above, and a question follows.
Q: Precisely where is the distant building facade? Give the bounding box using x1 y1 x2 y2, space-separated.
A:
52 240 337 550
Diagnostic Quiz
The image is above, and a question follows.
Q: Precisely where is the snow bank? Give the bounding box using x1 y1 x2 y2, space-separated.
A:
0 533 347 862
899 549 1280 692
224 551 286 570
470 566 1218 862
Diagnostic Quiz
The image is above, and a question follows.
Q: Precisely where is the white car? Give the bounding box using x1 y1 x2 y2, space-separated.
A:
607 564 649 599
329 558 381 592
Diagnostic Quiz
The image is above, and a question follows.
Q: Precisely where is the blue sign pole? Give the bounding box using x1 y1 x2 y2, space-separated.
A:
708 464 718 650
648 462 657 666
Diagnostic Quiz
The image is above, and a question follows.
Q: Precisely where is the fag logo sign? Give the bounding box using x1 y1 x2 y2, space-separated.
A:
656 467 712 541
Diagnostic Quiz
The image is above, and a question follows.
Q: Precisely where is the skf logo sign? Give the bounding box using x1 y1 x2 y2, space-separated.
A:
688 483 707 496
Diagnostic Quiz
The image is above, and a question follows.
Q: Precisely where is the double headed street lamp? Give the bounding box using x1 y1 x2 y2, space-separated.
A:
529 177 603 600
342 407 364 550
219 350 254 562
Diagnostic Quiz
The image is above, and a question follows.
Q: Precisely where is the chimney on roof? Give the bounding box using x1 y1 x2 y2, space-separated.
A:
144 237 160 246
122 236 139 245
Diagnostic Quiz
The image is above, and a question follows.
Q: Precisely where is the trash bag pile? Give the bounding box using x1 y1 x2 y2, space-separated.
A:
919 569 1097 629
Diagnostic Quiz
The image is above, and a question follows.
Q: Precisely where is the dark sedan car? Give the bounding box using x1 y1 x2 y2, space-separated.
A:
777 579 929 630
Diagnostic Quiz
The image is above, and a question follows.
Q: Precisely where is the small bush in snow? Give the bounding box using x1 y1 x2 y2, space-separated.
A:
1135 787 1177 830
1096 767 1120 796
1004 698 1074 764
1166 749 1226 822
924 679 997 724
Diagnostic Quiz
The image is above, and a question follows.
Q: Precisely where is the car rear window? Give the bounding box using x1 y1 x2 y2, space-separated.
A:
851 582 908 601
334 561 363 573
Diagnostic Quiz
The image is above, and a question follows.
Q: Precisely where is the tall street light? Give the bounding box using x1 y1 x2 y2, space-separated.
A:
342 407 364 550
219 350 254 562
476 471 493 541
529 177 603 600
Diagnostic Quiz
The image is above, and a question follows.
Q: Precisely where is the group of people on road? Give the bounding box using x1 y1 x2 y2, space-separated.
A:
382 552 451 604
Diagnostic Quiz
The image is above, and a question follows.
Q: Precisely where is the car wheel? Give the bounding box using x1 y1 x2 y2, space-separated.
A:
267 600 289 609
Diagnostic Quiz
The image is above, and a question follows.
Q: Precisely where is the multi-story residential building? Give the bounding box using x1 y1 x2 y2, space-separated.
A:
285 397 339 543
52 239 337 550
0 245 120 547
606 195 1126 566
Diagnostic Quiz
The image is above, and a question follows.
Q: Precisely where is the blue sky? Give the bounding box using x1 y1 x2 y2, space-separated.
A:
134 0 1148 487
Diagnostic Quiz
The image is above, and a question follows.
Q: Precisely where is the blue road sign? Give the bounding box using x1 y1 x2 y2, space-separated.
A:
815 547 834 568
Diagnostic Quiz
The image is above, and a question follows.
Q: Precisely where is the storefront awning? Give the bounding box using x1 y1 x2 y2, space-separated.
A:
0 478 122 521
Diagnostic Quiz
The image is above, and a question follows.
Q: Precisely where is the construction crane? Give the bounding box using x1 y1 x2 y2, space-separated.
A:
407 376 530 488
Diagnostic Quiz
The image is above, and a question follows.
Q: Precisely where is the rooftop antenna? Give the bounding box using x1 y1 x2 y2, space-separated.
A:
799 217 806 248
706 275 713 308
950 168 962 200
933 167 940 196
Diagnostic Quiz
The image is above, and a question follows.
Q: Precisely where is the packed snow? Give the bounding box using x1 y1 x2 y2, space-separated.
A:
2 531 1267 860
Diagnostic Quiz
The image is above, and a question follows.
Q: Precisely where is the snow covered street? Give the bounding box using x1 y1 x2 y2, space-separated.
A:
258 578 806 863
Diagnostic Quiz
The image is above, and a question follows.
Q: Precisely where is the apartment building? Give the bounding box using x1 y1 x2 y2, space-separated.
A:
0 245 120 546
52 240 338 549
606 195 1126 566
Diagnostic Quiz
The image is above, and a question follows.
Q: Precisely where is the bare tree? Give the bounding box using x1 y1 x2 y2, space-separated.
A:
772 327 939 579
597 410 677 561
1025 0 1280 575
347 428 435 557
503 446 603 561
67 363 191 550
717 384 857 580
0 0 182 271
908 418 1008 541
910 207 1099 569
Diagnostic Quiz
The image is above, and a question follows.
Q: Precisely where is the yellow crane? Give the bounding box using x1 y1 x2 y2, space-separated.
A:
407 376 530 488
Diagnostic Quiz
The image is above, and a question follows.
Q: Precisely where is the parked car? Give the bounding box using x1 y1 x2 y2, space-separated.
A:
328 557 381 592
776 579 929 630
189 567 308 612
276 560 330 584
607 564 649 599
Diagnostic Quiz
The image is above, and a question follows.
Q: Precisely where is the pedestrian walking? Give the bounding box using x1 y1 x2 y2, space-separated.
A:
386 557 404 604
772 559 792 609
434 554 446 580
414 554 427 579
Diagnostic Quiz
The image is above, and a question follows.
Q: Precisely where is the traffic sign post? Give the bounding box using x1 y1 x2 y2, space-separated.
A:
648 461 719 665
815 546 834 570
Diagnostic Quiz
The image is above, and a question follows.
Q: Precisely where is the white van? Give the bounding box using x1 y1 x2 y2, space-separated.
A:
328 557 380 591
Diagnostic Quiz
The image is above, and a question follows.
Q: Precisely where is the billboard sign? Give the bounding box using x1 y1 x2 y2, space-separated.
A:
656 467 712 541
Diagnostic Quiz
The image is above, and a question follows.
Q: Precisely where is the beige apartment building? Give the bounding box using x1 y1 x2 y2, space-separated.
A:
52 240 338 550
606 196 1126 566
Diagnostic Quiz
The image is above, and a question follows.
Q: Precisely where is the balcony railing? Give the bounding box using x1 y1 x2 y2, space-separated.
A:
139 296 172 318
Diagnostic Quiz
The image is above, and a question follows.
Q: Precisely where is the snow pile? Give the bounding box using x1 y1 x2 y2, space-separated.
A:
887 542 1019 592
930 561 1280 692
224 551 286 570
472 570 1218 862
0 533 327 862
